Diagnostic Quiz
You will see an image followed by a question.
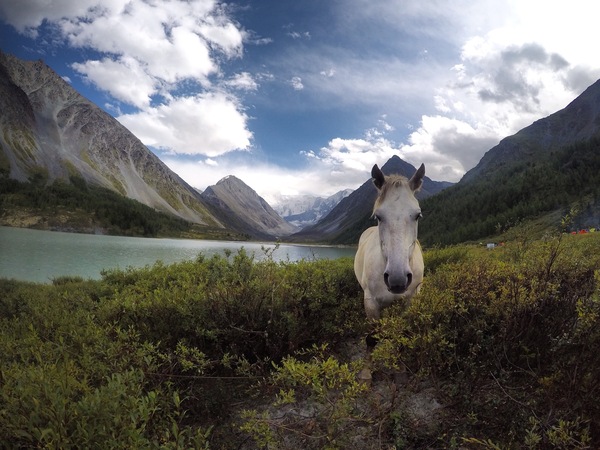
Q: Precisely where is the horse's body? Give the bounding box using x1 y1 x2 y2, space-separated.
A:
354 163 425 320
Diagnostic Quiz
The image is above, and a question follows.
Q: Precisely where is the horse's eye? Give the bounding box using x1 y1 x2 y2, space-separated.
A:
416 212 423 221
374 214 382 223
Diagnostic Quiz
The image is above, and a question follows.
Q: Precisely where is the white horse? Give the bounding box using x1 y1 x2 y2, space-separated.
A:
354 163 425 321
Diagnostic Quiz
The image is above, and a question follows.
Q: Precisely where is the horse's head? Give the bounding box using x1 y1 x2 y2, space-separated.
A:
371 163 425 294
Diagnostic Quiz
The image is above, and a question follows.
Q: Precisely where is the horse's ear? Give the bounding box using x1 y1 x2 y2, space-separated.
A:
371 164 385 190
409 163 425 192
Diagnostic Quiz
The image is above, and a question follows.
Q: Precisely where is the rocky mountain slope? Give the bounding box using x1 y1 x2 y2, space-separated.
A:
419 78 600 246
462 79 600 183
272 190 353 228
201 175 298 239
0 51 220 227
291 156 452 244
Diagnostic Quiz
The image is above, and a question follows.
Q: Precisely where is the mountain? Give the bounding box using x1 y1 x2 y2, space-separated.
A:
0 51 220 227
419 78 600 246
463 79 600 183
291 156 453 244
272 189 353 228
201 175 298 239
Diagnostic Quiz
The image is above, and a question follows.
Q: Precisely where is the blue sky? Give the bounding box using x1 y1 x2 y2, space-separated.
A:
1 0 600 203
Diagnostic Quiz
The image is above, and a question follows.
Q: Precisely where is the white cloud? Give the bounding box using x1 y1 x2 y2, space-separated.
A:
161 123 407 203
287 31 310 39
5 0 252 159
198 20 244 57
399 115 499 181
0 0 102 32
224 72 258 91
61 2 221 86
289 76 304 90
72 56 155 108
118 92 252 157
163 156 348 205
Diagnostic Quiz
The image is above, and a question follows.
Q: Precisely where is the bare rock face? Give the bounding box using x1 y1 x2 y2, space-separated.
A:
201 175 298 239
0 51 220 227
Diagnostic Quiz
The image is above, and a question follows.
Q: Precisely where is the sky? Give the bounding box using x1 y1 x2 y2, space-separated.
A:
1 0 600 204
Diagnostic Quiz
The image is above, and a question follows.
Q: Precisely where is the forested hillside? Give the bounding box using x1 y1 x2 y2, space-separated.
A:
419 136 600 246
0 174 241 240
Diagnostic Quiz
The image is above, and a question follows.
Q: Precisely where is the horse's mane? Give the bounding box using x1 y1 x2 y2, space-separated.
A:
373 174 411 212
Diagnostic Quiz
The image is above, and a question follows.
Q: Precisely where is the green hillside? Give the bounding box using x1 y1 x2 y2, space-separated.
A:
0 174 242 240
419 136 600 246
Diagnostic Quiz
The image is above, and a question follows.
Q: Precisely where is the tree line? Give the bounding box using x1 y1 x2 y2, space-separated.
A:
0 171 192 237
419 136 600 246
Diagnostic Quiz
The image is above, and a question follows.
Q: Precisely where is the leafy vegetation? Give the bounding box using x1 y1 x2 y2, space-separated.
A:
1 231 600 448
0 174 237 239
420 136 600 246
0 250 364 448
372 231 600 447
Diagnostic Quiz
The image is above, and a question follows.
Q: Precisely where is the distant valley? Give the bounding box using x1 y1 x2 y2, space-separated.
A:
271 190 353 228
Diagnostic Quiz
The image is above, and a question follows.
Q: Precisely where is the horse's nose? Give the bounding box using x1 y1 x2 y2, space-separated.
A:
384 271 412 294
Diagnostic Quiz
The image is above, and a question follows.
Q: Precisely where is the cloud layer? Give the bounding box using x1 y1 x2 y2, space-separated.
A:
1 0 252 157
2 0 600 202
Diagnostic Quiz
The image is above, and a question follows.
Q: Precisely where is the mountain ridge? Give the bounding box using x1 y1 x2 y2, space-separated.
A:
419 77 600 246
201 175 297 239
0 50 220 227
291 156 452 244
463 78 600 183
0 51 354 240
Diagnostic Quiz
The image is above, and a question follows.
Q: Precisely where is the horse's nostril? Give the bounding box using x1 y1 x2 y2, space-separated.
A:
384 272 390 286
406 272 412 286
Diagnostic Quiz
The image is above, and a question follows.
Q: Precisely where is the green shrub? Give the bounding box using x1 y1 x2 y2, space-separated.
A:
422 244 472 274
372 233 600 446
100 251 365 372
240 344 370 449
3 234 600 448
0 278 210 448
0 252 364 448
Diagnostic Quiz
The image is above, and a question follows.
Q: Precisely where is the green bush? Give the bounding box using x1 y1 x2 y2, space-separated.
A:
0 252 363 448
99 250 364 372
0 279 211 448
241 344 369 449
2 235 600 448
422 244 472 274
372 233 600 447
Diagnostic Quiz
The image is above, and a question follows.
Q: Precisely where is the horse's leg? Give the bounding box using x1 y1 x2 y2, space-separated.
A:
358 296 380 384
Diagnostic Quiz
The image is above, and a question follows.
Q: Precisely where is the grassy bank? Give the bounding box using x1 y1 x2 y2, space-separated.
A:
1 233 599 448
